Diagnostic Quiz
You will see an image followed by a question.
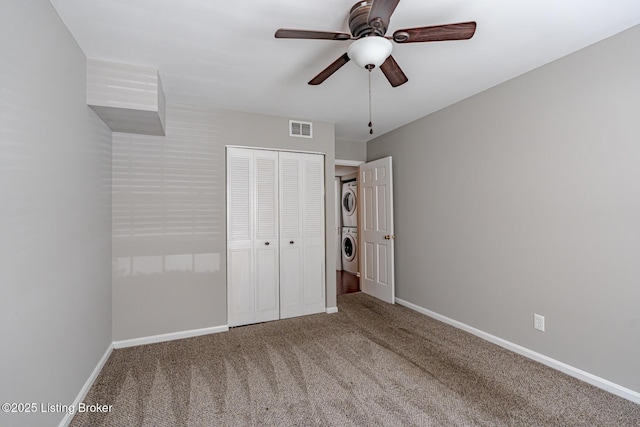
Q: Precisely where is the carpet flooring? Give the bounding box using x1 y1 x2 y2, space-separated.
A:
71 293 640 426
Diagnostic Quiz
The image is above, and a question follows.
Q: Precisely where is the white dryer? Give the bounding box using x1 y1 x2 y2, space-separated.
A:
341 180 357 228
341 227 358 275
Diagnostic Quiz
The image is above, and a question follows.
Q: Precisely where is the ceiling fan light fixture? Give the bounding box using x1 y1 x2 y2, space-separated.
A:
347 36 393 69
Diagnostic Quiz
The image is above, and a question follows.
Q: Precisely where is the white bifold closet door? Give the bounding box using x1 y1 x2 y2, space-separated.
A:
279 151 325 319
227 147 325 327
227 148 280 327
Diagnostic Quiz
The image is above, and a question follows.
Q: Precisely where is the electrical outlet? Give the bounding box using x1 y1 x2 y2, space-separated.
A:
534 314 545 332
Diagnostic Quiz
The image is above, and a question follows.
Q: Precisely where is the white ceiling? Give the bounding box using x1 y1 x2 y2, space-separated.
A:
49 0 640 142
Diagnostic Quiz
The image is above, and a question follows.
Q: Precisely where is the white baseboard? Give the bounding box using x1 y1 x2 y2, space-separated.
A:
326 306 339 314
59 343 114 427
395 297 640 404
113 325 229 349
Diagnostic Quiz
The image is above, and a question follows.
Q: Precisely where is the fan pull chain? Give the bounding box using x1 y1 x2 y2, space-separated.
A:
368 68 373 135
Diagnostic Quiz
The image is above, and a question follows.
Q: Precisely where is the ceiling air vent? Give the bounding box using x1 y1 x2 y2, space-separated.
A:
289 120 313 138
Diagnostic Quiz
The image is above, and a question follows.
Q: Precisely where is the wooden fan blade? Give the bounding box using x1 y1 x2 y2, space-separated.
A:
275 28 351 40
393 22 476 43
308 53 351 85
380 55 408 87
368 0 401 30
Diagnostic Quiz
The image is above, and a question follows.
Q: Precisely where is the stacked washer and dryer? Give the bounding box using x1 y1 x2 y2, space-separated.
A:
341 180 358 275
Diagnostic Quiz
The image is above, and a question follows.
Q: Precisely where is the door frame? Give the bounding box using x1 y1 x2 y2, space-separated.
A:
335 160 364 167
335 159 364 277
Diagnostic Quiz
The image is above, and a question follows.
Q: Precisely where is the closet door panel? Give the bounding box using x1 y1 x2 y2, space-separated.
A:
279 152 325 317
227 148 254 326
302 156 324 241
255 154 279 240
227 147 279 326
255 247 279 321
279 153 304 319
228 249 254 325
279 244 303 318
253 150 279 323
301 154 326 314
303 244 324 308
228 152 252 243
279 156 302 240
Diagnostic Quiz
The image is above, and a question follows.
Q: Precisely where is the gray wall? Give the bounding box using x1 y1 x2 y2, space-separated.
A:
0 2 113 426
368 25 640 393
113 106 336 341
335 138 367 162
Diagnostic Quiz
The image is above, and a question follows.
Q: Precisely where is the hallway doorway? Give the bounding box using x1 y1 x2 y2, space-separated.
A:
336 270 359 295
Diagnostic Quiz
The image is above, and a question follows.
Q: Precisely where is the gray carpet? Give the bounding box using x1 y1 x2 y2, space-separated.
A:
71 293 640 426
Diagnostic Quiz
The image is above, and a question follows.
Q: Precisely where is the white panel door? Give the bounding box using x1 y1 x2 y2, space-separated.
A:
279 152 325 318
227 148 279 326
359 156 395 304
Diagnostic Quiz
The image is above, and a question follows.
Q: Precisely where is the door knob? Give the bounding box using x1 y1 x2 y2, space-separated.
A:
289 241 294 244
384 235 396 240
265 241 270 246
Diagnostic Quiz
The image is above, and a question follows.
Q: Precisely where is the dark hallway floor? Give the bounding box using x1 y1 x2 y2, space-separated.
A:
336 270 359 295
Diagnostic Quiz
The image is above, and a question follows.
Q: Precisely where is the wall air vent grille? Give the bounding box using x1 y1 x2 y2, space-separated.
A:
289 120 313 138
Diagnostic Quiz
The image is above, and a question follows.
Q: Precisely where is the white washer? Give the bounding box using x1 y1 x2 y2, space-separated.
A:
341 227 358 275
341 181 357 227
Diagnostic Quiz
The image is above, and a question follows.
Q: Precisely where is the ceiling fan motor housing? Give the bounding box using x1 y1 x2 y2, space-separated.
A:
349 1 386 38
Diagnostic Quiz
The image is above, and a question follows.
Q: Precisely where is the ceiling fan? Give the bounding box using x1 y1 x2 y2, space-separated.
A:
275 0 477 87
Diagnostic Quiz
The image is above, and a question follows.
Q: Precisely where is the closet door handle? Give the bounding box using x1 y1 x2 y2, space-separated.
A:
265 241 270 246
289 241 294 244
